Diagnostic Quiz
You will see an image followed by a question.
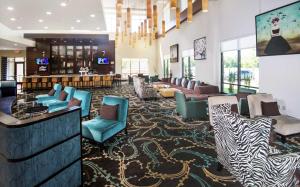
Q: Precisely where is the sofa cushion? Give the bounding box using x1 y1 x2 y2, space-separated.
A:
59 91 68 101
67 98 82 108
194 85 219 95
176 78 182 86
48 89 56 96
100 104 118 120
171 78 176 85
261 101 280 116
272 115 300 136
181 78 188 88
187 81 195 90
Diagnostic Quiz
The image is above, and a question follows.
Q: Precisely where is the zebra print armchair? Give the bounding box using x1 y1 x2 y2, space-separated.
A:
211 103 300 187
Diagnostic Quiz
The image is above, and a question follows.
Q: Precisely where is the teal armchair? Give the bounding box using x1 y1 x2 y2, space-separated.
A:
36 83 62 103
42 86 75 108
82 96 129 143
48 90 92 118
175 91 207 121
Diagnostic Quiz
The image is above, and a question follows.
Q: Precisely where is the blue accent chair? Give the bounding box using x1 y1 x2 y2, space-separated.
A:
0 81 17 115
82 96 129 143
48 90 92 118
42 86 75 109
36 83 62 103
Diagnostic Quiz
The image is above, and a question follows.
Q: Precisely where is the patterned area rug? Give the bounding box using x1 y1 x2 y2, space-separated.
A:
13 84 300 186
81 85 300 187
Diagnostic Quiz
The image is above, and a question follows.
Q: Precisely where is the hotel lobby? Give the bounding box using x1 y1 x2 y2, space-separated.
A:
0 0 299 186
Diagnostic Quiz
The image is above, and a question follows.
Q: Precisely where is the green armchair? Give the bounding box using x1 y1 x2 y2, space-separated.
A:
175 91 207 121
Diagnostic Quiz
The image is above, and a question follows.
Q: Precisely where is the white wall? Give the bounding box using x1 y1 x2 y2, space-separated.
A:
156 0 300 118
157 0 220 85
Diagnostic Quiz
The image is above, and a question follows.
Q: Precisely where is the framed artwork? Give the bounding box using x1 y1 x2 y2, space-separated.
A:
194 37 207 60
255 1 300 57
170 44 179 63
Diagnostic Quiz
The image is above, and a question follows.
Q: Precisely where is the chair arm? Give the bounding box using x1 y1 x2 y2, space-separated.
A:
37 96 56 103
267 152 300 173
186 100 207 111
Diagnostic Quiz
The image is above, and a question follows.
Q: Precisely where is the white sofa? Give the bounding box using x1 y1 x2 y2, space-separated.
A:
248 94 300 142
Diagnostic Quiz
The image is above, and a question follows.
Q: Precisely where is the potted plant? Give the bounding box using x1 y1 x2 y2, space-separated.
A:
228 72 236 93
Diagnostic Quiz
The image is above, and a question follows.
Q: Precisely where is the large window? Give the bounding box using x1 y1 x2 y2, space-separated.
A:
163 55 170 78
121 58 149 78
221 35 259 93
182 49 196 80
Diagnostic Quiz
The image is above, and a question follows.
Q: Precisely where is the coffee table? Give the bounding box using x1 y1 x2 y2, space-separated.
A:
159 88 179 98
24 105 48 117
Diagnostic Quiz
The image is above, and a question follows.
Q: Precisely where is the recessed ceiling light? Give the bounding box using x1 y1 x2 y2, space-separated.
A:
60 2 67 7
17 26 22 29
90 14 95 18
14 43 18 46
46 11 52 15
70 26 75 30
10 18 16 21
7 6 14 11
76 19 81 23
38 19 44 23
96 27 100 30
44 26 48 29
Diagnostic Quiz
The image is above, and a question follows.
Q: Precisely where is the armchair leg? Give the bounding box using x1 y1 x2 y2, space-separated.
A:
216 162 223 171
125 128 128 135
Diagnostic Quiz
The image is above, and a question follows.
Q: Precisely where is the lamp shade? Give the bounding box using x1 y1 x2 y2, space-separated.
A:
162 20 166 37
202 0 208 12
187 0 193 22
170 0 177 9
147 0 152 19
176 7 180 29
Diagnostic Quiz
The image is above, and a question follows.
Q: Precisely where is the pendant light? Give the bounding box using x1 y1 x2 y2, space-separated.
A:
202 0 208 12
144 19 147 37
176 7 180 29
170 0 177 9
124 21 127 36
148 18 152 30
138 26 141 40
162 20 166 37
187 0 193 22
116 17 121 27
116 4 122 18
141 22 144 38
117 0 123 5
153 5 158 30
149 33 152 46
127 8 131 28
147 0 152 19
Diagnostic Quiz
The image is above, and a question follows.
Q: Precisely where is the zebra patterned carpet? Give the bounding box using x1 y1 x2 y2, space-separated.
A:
14 84 300 186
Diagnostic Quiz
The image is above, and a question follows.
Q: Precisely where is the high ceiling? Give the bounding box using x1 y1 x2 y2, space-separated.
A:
0 0 106 31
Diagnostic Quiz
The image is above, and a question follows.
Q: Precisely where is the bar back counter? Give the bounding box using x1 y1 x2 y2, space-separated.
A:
0 107 82 187
22 74 115 91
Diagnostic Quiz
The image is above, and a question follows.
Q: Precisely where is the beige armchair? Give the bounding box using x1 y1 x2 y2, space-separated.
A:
248 94 300 142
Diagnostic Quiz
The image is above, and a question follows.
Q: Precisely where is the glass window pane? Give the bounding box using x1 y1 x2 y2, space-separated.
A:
139 59 149 74
222 51 238 93
131 59 140 75
240 48 259 88
121 59 131 79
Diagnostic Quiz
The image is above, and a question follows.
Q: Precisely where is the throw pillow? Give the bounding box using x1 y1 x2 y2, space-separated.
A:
176 78 182 86
100 104 119 120
48 89 56 96
261 101 280 116
187 81 195 90
59 91 68 101
181 78 188 88
231 104 239 113
67 98 82 108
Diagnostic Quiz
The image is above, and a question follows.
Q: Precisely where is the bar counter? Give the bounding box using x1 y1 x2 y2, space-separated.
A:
22 74 115 91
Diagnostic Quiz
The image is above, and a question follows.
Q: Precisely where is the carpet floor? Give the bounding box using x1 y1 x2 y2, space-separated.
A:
14 84 300 187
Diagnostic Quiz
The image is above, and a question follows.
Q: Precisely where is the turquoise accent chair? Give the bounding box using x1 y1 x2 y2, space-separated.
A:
48 90 92 118
82 96 129 143
36 84 62 103
42 86 75 108
175 91 207 121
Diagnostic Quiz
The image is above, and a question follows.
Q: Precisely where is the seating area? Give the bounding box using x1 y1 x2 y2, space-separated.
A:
0 0 299 186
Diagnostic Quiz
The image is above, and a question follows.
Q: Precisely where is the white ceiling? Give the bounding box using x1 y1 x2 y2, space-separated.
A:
0 38 27 50
0 0 106 31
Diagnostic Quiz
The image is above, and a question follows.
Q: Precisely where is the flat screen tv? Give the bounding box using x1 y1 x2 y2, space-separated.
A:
255 1 300 56
97 57 109 65
36 57 49 65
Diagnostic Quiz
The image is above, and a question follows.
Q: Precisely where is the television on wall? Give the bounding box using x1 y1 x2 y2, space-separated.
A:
255 1 300 57
97 57 109 65
35 57 49 65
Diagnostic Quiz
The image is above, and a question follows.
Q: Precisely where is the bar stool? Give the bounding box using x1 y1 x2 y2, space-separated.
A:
31 77 40 90
41 77 49 89
72 76 81 88
51 77 59 87
82 76 92 88
93 75 101 88
103 75 113 88
114 74 122 87
62 77 70 87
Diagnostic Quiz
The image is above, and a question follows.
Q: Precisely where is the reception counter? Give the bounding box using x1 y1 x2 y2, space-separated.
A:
22 74 115 90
